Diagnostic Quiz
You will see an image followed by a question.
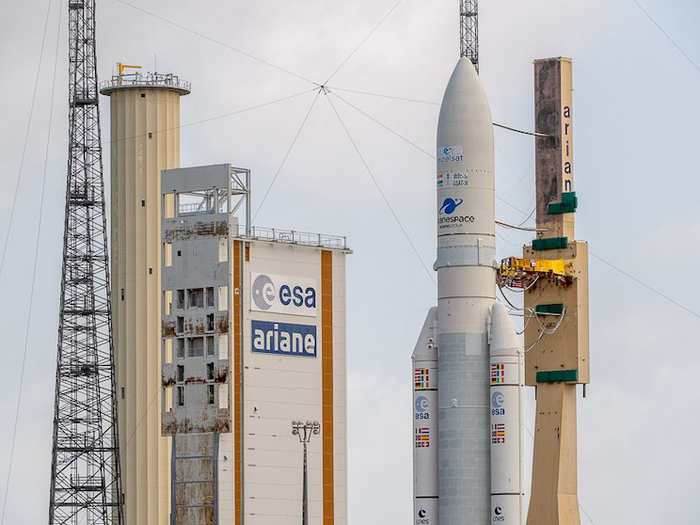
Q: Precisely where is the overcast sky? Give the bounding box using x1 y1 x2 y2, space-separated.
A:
1 0 699 523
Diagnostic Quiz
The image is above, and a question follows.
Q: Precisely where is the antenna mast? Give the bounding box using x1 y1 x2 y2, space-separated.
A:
460 0 479 72
48 0 124 523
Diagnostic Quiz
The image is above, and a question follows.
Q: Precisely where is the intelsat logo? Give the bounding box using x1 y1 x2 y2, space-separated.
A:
437 145 464 164
250 273 317 316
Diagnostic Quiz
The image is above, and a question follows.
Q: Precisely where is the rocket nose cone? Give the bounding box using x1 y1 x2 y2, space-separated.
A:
490 302 521 355
437 58 494 170
438 58 493 129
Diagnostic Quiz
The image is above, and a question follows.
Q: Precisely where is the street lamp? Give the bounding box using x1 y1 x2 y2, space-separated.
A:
291 420 320 525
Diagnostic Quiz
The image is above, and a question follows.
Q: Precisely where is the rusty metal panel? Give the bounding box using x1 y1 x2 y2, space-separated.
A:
172 434 218 525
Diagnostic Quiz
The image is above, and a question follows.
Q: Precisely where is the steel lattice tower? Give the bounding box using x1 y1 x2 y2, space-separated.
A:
48 0 124 523
460 0 479 72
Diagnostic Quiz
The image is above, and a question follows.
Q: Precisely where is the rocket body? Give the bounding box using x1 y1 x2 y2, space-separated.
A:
436 57 496 524
412 58 523 525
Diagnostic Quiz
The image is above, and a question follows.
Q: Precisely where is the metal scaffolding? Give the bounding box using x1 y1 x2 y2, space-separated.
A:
48 0 124 523
460 0 479 72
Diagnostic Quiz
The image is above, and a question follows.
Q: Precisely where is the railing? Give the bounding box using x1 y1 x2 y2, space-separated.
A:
234 225 349 251
99 72 191 93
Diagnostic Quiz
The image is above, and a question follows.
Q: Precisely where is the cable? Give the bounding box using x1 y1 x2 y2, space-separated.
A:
495 220 545 233
327 85 550 137
327 86 439 106
325 95 436 284
103 88 316 149
113 0 318 86
0 5 61 523
493 121 551 138
591 252 700 320
630 0 700 75
0 0 54 283
331 91 434 159
253 90 321 221
324 0 405 84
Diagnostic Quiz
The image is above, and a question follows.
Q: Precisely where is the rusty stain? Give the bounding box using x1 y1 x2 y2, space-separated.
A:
163 219 228 242
217 316 229 333
162 375 176 387
162 321 176 337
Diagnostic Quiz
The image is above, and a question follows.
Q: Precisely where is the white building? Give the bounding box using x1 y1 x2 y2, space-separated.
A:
160 164 350 524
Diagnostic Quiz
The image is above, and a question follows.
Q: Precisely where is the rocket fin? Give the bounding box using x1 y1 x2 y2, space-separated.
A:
412 306 438 360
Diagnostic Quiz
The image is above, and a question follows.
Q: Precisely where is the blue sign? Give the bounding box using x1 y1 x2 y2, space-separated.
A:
251 320 317 357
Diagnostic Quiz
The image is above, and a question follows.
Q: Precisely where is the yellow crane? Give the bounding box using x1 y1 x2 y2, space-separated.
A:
116 62 141 85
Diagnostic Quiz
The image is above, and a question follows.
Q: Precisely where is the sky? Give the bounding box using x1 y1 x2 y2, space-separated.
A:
1 0 699 523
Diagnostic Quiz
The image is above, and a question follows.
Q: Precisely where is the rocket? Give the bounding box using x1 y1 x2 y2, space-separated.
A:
412 58 524 525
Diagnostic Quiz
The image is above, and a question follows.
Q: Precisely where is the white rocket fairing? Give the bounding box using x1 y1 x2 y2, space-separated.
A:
412 58 523 525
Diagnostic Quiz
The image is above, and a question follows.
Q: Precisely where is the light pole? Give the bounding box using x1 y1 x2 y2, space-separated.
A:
291 420 320 525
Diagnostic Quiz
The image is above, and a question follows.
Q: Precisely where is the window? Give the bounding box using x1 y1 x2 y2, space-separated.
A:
176 339 185 359
218 237 228 262
206 336 215 356
177 365 184 382
177 386 184 407
176 316 184 334
164 243 172 267
218 383 228 409
188 288 203 308
164 193 175 219
176 290 185 309
206 313 215 332
206 287 215 308
121 386 125 400
218 286 228 311
164 290 172 315
206 362 214 381
164 338 172 364
218 334 228 360
208 385 215 405
189 337 204 357
165 386 172 412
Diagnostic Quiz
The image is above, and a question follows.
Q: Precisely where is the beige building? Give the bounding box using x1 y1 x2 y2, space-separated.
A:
160 164 350 524
100 71 191 525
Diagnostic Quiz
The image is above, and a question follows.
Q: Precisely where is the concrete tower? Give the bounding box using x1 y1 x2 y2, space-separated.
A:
100 70 190 525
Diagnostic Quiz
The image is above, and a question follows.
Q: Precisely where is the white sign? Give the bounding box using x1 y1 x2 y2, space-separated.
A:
250 273 318 317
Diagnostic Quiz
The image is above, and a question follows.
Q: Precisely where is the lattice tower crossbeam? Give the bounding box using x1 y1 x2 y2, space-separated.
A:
460 0 479 72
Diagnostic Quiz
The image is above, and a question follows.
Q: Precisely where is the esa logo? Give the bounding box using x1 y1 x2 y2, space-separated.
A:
491 391 505 416
416 507 430 524
493 506 505 522
251 273 317 316
415 395 431 420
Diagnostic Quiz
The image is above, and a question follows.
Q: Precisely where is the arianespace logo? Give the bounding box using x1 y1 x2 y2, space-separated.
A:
251 320 317 357
439 197 463 215
437 145 464 164
438 197 475 229
250 273 317 317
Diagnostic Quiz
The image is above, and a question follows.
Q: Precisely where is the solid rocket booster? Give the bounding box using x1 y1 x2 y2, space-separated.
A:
412 308 439 525
489 302 524 525
436 57 496 524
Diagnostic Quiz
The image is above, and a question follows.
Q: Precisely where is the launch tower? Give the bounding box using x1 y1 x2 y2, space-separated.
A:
48 0 124 523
